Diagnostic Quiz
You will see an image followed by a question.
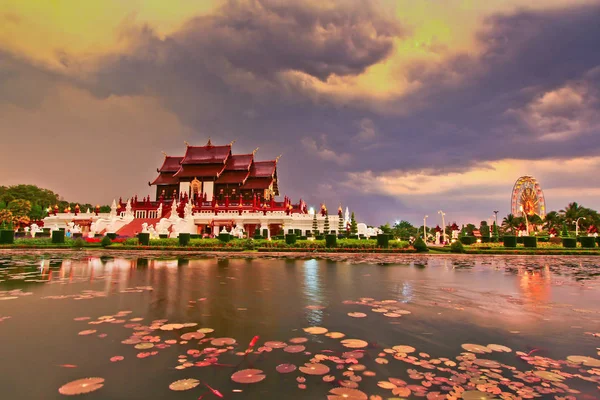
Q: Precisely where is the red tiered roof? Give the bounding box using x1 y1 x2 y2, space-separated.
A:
150 173 178 185
173 164 226 178
250 160 276 177
216 170 250 184
181 144 231 165
158 156 183 172
241 177 273 190
225 154 253 171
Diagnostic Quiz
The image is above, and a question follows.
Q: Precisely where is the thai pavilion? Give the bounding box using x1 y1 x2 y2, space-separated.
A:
150 139 279 204
42 140 358 239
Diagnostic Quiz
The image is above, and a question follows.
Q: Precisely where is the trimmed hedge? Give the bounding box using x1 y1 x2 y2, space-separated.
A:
580 236 596 248
562 237 577 248
377 234 390 248
262 229 268 238
0 230 14 244
159 234 168 239
315 235 324 240
459 236 476 245
503 236 517 248
52 230 65 244
138 232 150 246
106 233 117 240
450 240 465 253
523 236 537 248
325 234 337 248
179 233 191 246
218 233 232 243
285 234 297 245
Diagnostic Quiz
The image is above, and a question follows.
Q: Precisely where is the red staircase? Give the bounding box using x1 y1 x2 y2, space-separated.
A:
116 218 161 237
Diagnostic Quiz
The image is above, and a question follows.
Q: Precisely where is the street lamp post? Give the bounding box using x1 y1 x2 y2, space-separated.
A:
438 210 446 244
575 217 586 237
423 215 428 242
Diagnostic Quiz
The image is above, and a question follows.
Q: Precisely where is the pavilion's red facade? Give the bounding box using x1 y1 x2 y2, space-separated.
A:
149 140 280 202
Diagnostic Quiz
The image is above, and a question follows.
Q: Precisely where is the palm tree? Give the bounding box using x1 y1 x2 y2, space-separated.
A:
502 214 518 233
543 211 561 230
560 202 582 226
529 214 543 232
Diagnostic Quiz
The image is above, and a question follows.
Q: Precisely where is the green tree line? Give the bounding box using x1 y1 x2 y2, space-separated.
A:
0 184 110 226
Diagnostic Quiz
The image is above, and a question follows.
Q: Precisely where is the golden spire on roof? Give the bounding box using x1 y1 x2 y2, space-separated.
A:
206 137 212 146
184 141 190 147
252 147 259 155
228 139 236 146
161 151 168 158
275 154 282 163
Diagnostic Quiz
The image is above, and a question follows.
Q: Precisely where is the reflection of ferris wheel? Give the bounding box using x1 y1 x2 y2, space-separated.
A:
511 176 546 218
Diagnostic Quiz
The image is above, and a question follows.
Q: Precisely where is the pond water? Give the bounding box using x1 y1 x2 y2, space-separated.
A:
0 253 599 399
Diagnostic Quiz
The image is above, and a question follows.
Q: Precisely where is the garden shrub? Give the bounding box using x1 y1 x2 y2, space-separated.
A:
72 238 85 248
138 233 150 246
580 236 596 248
52 230 65 244
315 235 324 240
179 233 191 246
459 236 475 245
503 236 517 248
413 237 428 252
159 234 168 239
124 238 139 246
450 240 465 253
262 229 268 238
242 238 255 250
523 236 537 248
218 233 231 243
285 234 297 245
106 233 117 240
0 229 14 244
101 235 112 247
377 234 390 248
325 234 337 248
562 237 577 248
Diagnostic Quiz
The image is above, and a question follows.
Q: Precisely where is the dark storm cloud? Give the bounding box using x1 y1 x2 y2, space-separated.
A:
347 3 600 175
2 1 600 225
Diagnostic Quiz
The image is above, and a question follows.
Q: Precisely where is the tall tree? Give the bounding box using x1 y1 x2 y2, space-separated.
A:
350 212 358 235
560 202 583 225
543 211 561 230
324 216 330 233
502 214 519 233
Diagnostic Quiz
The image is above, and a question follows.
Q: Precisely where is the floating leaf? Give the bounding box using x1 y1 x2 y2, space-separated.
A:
181 332 205 340
348 312 367 318
342 339 368 349
304 327 328 335
211 337 236 346
169 379 200 391
299 363 330 375
487 344 512 352
58 378 104 395
276 364 297 374
327 387 368 400
461 344 492 354
284 345 305 353
566 355 600 367
231 369 266 384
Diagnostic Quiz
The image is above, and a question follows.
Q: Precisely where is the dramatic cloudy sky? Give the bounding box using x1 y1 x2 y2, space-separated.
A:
1 0 600 226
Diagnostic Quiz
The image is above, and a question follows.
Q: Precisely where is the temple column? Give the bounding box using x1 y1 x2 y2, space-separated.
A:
260 220 270 239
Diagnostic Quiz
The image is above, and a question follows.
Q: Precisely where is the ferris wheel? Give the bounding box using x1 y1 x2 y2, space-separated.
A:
511 176 546 218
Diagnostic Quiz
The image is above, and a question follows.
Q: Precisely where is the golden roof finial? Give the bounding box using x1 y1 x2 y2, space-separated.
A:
228 139 236 146
184 141 190 147
275 154 282 163
252 147 259 155
206 137 212 146
161 151 168 158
